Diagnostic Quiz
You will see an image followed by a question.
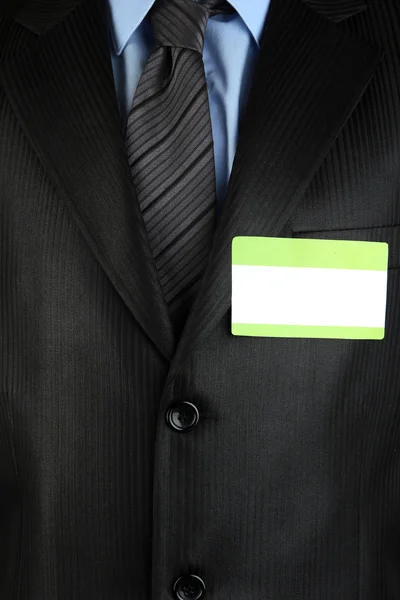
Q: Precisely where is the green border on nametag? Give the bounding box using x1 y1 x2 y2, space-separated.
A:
231 236 388 340
232 236 388 271
231 323 385 339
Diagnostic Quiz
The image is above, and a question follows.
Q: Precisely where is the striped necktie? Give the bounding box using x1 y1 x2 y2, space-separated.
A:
124 0 234 337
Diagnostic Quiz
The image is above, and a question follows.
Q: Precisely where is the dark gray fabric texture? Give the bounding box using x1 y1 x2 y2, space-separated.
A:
3 1 400 599
124 0 234 338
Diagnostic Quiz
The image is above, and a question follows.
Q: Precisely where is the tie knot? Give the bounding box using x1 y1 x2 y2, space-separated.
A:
150 0 234 53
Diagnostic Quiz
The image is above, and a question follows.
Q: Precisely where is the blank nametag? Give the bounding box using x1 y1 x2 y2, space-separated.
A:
231 236 388 339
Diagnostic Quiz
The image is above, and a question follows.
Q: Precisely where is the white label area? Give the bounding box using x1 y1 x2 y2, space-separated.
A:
231 264 388 328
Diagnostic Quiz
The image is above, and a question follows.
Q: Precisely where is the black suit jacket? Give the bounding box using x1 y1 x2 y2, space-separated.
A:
1 0 399 598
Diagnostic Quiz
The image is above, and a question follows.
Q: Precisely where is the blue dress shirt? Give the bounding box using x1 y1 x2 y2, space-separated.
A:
106 0 271 210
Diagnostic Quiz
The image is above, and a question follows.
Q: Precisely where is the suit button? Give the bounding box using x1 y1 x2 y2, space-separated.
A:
166 401 199 432
173 574 206 599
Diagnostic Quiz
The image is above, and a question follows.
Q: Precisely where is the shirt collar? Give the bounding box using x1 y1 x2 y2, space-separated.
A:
229 0 270 46
107 0 271 56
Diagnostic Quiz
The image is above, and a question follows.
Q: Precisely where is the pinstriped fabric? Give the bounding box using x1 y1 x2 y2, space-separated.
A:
0 17 36 63
12 0 79 34
306 0 366 22
125 0 234 336
4 1 400 599
0 87 170 598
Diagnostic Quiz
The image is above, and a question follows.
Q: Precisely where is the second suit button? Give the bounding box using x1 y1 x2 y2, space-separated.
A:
166 401 200 432
173 574 206 599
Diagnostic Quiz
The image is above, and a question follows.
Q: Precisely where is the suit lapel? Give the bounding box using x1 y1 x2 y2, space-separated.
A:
164 0 382 387
0 0 175 361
